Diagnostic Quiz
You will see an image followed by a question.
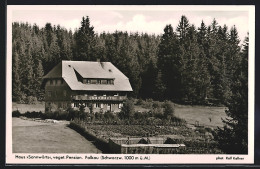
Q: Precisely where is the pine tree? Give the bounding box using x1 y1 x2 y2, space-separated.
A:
35 60 44 101
214 35 248 154
140 60 157 99
153 70 166 101
181 25 202 103
158 24 181 101
197 20 210 101
206 19 223 103
74 16 95 61
176 15 190 40
198 20 207 46
12 51 21 102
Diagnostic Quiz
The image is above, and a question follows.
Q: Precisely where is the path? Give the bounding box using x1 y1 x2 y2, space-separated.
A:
12 117 102 153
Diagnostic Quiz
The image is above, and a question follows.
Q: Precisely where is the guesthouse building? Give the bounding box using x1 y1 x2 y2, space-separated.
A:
42 61 132 113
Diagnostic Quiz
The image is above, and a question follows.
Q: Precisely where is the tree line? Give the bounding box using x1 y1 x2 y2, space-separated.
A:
12 15 248 106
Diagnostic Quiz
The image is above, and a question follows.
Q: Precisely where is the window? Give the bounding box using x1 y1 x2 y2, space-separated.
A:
84 79 115 85
91 79 97 84
119 103 123 109
108 79 114 85
63 90 67 97
73 102 79 107
101 80 107 84
61 79 64 85
50 80 53 85
83 79 87 84
107 104 111 111
55 80 58 85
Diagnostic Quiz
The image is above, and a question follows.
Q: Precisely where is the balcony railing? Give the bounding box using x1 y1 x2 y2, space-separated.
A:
72 95 127 101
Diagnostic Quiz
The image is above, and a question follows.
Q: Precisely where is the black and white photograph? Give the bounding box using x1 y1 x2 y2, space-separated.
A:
6 5 255 164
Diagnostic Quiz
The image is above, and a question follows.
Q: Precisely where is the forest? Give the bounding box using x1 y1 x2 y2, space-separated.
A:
12 15 248 106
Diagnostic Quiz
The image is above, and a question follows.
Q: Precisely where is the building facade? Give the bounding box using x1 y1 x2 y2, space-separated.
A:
42 61 132 113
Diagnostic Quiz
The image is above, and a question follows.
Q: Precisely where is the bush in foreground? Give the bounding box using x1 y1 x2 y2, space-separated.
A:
119 99 135 119
12 110 21 117
24 111 43 118
163 101 175 119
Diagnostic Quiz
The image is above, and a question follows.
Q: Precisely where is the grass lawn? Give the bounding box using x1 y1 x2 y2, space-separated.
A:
174 105 227 128
135 104 226 128
12 117 102 153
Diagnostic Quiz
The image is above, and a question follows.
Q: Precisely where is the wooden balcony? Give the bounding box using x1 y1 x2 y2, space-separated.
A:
72 95 127 101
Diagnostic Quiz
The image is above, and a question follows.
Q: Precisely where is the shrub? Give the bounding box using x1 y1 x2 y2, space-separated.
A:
120 99 135 119
17 94 27 104
12 110 21 117
42 110 69 120
43 111 54 119
26 96 38 104
134 111 144 119
143 99 153 109
24 111 43 118
153 108 164 119
196 127 206 134
205 127 213 133
152 101 162 109
163 101 175 119
104 111 114 119
136 98 144 105
94 111 104 120
53 111 69 120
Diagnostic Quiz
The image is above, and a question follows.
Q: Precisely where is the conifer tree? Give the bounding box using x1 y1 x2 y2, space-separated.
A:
158 24 181 101
35 60 44 101
74 16 95 61
12 51 21 102
214 35 248 154
197 20 210 101
176 15 190 40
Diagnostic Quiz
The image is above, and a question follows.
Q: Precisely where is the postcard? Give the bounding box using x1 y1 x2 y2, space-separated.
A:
6 5 255 164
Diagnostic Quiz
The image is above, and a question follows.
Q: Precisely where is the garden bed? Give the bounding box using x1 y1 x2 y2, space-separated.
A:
70 118 223 154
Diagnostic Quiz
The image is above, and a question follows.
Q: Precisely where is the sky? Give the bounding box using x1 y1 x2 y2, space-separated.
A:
10 5 251 42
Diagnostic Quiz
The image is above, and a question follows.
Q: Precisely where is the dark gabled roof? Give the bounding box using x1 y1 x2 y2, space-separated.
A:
43 61 133 92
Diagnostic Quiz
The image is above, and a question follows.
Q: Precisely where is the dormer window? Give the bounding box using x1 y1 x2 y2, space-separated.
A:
82 78 114 85
83 79 87 84
108 79 114 84
101 80 107 84
91 79 97 84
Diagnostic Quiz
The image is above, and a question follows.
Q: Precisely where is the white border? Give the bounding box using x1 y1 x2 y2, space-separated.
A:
6 5 255 164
